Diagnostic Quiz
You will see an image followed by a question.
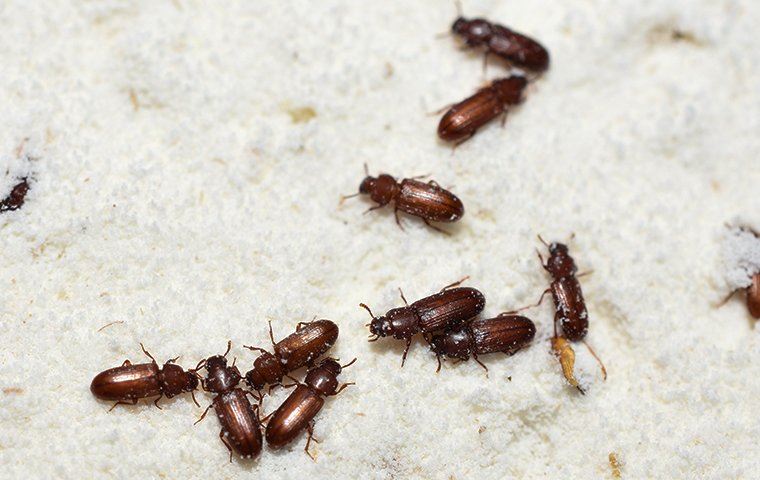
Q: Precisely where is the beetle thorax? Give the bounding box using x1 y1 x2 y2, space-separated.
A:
305 360 341 396
492 76 528 105
246 352 284 389
547 242 577 278
453 18 492 45
430 328 473 360
159 363 198 397
204 356 241 393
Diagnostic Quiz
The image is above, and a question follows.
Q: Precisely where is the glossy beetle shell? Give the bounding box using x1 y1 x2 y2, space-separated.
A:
265 385 324 449
412 287 486 333
275 320 339 371
90 362 161 401
551 276 588 341
396 179 464 222
438 76 527 143
214 389 263 459
431 315 535 360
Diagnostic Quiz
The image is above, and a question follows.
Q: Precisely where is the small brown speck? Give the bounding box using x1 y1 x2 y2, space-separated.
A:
98 320 124 332
129 89 140 111
287 106 317 124
3 387 24 395
609 452 622 478
478 426 486 434
384 62 394 78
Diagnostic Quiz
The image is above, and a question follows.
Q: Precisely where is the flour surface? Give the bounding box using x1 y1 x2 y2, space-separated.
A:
1 1 759 479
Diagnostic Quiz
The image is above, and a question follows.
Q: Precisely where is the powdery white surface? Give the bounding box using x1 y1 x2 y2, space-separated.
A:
721 225 760 290
1 1 759 478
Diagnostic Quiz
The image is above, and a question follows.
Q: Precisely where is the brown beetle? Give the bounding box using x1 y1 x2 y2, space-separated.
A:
342 166 464 234
719 227 760 321
265 358 355 460
195 342 263 461
90 343 200 410
363 279 486 365
511 236 606 389
451 14 550 72
437 76 528 144
0 178 29 213
244 319 339 392
429 314 536 371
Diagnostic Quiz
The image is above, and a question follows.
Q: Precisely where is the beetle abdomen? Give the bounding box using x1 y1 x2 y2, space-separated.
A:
265 385 324 449
213 390 263 459
90 363 161 401
397 179 464 222
414 287 486 333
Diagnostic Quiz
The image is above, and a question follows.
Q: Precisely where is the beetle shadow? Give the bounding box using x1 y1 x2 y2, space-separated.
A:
93 393 199 413
366 335 433 368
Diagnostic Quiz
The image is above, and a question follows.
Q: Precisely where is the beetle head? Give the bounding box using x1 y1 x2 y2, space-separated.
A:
245 352 283 390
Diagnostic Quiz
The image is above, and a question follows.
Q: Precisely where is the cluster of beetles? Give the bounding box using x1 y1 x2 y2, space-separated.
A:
0 5 738 464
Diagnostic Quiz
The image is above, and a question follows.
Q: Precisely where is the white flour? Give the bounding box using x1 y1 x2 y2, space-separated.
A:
1 1 759 478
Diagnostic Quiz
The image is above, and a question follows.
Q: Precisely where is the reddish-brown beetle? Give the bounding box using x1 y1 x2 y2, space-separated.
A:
90 343 200 410
342 166 464 234
265 358 355 460
451 12 550 72
429 314 536 371
0 178 29 213
244 319 339 392
513 236 606 389
195 342 263 461
437 76 528 144
363 279 486 365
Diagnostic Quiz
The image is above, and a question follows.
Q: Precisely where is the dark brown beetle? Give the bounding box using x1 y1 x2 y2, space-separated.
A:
437 76 528 144
363 279 486 365
243 319 339 392
195 342 263 461
515 236 606 387
90 343 200 410
451 13 550 72
265 358 355 460
429 314 536 371
0 178 29 213
342 166 464 234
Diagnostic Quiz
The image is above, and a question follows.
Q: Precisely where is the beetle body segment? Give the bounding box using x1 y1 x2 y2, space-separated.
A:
438 76 528 143
91 363 161 401
550 276 588 341
213 389 263 459
430 314 536 360
396 179 464 222
265 385 324 449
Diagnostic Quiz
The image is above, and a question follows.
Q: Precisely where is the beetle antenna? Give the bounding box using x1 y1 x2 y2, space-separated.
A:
140 343 157 364
222 340 232 358
190 390 200 408
359 303 375 319
339 192 360 205
537 234 549 247
363 162 370 176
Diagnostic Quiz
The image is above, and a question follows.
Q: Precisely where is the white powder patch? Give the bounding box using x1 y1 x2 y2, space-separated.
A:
1 1 760 479
721 225 760 290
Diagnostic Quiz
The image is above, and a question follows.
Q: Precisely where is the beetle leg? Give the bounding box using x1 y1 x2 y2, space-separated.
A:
409 173 430 180
334 382 355 396
452 132 475 149
482 51 490 74
435 354 443 373
582 340 608 381
296 321 311 331
422 218 450 235
140 343 157 363
441 277 469 292
426 180 441 188
222 340 232 358
364 204 384 215
341 358 358 369
166 356 180 364
393 208 405 231
472 352 489 373
153 394 164 410
219 430 234 463
194 404 212 425
121 359 132 367
504 288 550 314
190 390 200 408
577 270 594 278
715 289 739 308
304 422 318 461
109 398 138 411
400 338 412 367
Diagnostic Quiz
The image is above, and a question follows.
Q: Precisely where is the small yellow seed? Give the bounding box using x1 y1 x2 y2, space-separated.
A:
608 452 622 478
